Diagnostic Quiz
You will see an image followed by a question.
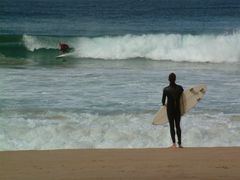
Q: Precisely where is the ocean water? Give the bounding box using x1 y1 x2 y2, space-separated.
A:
0 0 240 150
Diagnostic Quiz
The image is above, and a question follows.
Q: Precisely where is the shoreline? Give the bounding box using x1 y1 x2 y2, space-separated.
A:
1 147 240 180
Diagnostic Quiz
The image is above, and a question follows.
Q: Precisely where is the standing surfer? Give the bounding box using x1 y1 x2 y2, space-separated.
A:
162 73 184 148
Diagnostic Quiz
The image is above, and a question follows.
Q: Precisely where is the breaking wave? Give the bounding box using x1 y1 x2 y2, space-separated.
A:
1 33 240 63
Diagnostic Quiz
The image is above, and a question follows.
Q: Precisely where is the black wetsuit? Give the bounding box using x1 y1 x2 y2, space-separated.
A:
162 83 184 145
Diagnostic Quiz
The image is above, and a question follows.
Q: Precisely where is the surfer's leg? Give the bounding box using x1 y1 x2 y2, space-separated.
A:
168 116 176 144
175 115 181 146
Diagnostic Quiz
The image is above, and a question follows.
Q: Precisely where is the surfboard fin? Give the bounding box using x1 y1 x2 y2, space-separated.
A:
200 88 206 93
190 88 198 94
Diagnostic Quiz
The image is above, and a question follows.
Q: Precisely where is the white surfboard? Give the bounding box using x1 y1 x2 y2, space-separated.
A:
56 52 74 58
152 84 207 125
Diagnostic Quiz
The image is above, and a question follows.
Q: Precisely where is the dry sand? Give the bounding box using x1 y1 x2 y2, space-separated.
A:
1 147 240 180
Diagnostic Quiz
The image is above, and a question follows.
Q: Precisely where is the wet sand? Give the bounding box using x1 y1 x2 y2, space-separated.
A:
1 147 240 180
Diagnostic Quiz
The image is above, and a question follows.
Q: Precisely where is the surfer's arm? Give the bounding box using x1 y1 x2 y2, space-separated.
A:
162 89 166 106
180 86 184 94
179 86 184 115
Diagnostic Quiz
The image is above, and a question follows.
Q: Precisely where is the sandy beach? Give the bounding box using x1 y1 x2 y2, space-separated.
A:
1 147 240 180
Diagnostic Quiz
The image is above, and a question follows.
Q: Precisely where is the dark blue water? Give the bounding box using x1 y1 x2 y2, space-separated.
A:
1 0 240 36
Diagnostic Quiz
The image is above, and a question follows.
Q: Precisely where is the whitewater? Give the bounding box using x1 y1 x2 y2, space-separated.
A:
0 57 240 150
22 32 240 63
1 32 240 151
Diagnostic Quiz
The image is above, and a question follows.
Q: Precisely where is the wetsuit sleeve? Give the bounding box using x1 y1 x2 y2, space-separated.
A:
180 86 184 94
162 89 166 106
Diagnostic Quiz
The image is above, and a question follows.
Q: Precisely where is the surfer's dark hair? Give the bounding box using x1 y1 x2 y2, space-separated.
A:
168 73 176 83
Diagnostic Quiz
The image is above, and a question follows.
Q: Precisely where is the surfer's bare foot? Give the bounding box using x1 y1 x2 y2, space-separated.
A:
178 145 184 148
169 144 177 148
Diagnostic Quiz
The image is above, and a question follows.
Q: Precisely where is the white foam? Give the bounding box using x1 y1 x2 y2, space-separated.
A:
23 35 57 51
0 111 240 150
23 32 240 63
75 33 240 63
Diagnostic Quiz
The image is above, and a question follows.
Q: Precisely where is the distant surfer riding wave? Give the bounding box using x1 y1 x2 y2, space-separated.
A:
56 42 75 59
59 42 71 53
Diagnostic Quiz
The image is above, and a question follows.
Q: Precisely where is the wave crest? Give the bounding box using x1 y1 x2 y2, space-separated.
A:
23 33 240 63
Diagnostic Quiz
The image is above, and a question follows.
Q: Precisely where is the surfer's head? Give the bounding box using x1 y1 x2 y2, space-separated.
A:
168 73 176 84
